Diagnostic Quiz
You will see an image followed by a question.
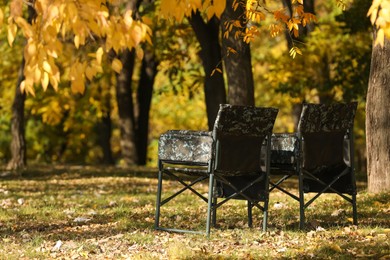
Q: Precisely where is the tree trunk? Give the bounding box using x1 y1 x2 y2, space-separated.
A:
114 0 144 166
220 0 254 106
189 12 227 130
136 47 157 165
366 28 390 193
6 2 36 172
115 49 138 166
6 58 26 171
96 84 114 165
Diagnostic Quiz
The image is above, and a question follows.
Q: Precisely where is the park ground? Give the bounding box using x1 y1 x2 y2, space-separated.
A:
0 165 389 259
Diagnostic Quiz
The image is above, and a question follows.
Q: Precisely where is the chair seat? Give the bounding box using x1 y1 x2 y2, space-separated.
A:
159 130 213 164
270 133 298 174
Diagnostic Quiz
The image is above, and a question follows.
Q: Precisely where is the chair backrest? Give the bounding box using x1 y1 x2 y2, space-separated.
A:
298 102 357 170
212 104 278 175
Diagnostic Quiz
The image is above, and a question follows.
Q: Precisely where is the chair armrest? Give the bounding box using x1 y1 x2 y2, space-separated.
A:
158 130 213 164
265 133 299 173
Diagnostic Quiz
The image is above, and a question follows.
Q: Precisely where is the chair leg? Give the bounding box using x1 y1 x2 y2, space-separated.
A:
212 197 217 227
262 198 269 232
154 169 163 230
352 193 358 225
247 201 253 228
206 173 215 237
298 172 305 230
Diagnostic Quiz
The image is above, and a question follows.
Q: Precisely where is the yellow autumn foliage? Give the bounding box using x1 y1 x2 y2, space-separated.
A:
3 0 151 95
367 0 390 46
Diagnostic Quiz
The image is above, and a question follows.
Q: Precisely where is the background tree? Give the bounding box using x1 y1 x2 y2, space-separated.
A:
6 1 36 171
221 0 254 105
366 0 390 193
189 12 227 129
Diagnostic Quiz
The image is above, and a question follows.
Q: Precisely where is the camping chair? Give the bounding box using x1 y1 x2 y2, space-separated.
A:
270 102 357 229
155 104 278 236
297 102 358 229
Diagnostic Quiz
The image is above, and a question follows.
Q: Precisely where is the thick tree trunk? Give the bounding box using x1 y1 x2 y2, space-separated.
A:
6 58 26 171
115 49 138 165
136 47 157 165
220 0 254 106
189 12 227 130
366 29 390 193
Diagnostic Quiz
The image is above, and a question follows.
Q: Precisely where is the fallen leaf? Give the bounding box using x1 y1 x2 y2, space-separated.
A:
51 240 63 252
73 217 91 223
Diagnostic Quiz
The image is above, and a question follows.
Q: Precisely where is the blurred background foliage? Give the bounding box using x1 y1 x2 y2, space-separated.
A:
0 0 370 173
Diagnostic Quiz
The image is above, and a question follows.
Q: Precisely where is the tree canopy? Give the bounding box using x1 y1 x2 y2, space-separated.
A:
4 0 152 95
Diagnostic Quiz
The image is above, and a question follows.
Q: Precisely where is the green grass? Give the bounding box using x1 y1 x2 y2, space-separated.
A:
0 165 389 259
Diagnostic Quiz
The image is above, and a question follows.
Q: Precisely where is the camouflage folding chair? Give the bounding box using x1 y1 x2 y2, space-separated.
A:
268 102 358 229
296 102 358 229
155 104 278 236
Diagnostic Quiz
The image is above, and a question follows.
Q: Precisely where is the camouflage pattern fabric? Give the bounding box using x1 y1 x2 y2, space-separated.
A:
158 130 213 164
270 133 299 168
213 104 278 137
298 102 358 133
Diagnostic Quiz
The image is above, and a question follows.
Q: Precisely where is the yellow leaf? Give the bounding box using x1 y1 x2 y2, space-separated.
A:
14 17 33 38
297 0 303 4
223 30 229 39
227 47 237 54
213 0 226 19
0 8 3 27
41 72 49 91
233 2 239 11
34 67 41 82
211 67 222 76
96 47 104 65
206 6 215 21
7 22 17 46
131 25 142 46
123 10 133 27
85 66 97 81
375 28 385 47
112 58 123 73
71 77 85 94
27 42 37 56
42 61 52 73
20 79 35 96
74 35 80 49
50 75 59 91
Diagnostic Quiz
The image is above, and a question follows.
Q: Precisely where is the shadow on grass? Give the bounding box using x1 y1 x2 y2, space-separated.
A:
1 164 159 181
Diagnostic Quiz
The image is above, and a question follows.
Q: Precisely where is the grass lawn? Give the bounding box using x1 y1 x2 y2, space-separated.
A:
0 165 389 259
